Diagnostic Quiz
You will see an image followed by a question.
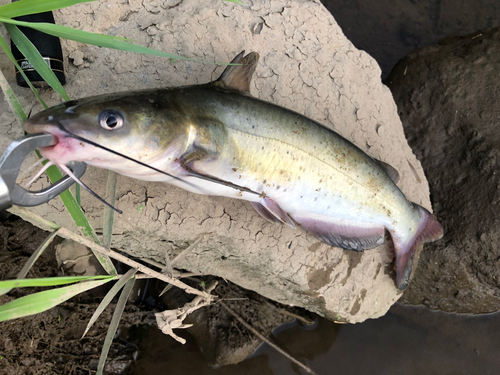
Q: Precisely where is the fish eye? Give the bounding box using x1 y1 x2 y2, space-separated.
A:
99 110 124 130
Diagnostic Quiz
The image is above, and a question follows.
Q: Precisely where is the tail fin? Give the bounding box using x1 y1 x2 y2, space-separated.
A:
394 204 443 290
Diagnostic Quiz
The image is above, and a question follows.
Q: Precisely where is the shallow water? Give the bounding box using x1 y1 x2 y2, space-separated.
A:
127 304 500 375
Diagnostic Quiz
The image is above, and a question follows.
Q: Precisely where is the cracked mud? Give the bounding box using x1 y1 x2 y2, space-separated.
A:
0 0 433 322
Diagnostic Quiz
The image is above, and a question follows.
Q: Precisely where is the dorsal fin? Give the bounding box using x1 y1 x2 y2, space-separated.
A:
214 51 260 93
375 159 400 184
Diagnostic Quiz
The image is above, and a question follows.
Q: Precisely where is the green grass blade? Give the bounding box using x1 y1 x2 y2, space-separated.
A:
34 152 117 275
58 196 116 274
0 59 113 274
0 17 198 63
102 171 117 249
0 278 114 322
82 268 136 338
96 276 136 375
0 68 26 125
5 23 69 101
0 34 48 109
0 0 96 19
0 275 115 289
75 183 81 205
0 230 59 295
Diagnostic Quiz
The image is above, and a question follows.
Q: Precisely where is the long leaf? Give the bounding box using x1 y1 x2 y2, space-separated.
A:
82 268 136 338
96 276 136 375
0 278 113 321
37 160 118 275
5 23 69 101
102 171 117 249
0 68 26 125
0 275 114 289
0 17 198 63
0 230 60 295
0 34 48 109
0 0 96 19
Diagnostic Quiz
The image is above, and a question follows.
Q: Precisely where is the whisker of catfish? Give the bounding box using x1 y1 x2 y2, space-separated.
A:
27 104 35 119
20 157 49 179
58 163 123 214
53 123 189 185
60 128 261 197
24 161 54 188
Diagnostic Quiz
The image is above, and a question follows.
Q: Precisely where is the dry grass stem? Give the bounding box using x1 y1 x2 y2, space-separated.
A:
219 301 318 375
155 280 218 344
8 206 212 299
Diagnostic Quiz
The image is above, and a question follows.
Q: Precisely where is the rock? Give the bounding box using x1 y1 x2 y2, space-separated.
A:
55 239 102 276
386 27 500 313
69 50 85 67
0 0 433 323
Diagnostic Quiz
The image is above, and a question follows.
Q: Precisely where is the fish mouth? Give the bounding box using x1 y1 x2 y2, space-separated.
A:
24 118 84 164
36 126 74 161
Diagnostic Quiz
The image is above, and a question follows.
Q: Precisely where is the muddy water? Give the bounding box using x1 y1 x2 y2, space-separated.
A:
127 304 500 374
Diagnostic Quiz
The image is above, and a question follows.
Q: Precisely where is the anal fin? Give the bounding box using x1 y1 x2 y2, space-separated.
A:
292 215 385 251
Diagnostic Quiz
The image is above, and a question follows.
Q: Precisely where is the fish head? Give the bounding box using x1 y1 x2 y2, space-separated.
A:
23 91 188 176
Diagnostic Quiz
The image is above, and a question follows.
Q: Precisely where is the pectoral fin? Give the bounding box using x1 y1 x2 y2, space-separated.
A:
178 120 262 196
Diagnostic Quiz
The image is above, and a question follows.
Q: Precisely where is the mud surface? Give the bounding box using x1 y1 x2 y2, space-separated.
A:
0 216 308 373
0 0 432 323
0 216 155 375
386 27 500 312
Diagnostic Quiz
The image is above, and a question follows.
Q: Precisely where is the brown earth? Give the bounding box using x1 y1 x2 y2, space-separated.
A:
0 216 308 373
0 215 151 375
386 27 500 313
0 0 434 323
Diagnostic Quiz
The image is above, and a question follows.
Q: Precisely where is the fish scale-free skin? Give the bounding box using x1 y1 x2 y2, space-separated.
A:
176 87 414 229
24 68 442 289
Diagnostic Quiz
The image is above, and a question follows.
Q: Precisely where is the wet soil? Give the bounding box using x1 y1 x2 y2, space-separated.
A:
0 215 155 375
322 0 500 78
386 27 500 313
0 216 307 374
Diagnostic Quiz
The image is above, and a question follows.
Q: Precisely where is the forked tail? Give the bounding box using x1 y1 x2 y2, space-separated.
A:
393 204 443 290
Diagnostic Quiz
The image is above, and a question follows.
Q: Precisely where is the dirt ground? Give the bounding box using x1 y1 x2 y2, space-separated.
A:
0 215 309 374
0 214 155 374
